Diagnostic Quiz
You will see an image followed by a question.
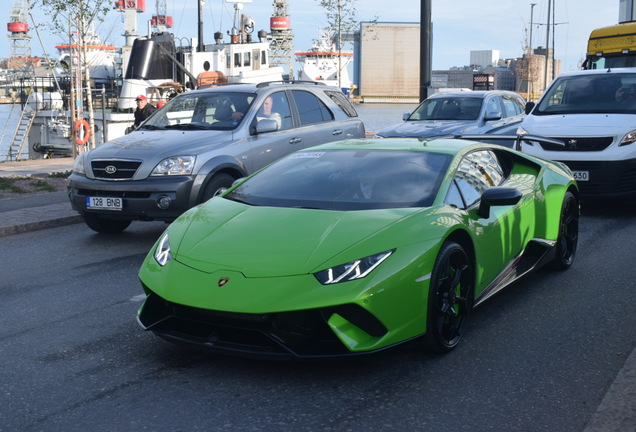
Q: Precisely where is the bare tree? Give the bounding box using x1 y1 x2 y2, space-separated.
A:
30 0 111 152
316 0 359 89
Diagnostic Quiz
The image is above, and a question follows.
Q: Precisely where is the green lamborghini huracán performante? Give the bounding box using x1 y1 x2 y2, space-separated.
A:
137 137 579 358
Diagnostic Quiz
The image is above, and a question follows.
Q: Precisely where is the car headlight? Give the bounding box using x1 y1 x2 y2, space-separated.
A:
314 249 394 285
73 154 86 175
620 129 636 146
151 156 196 176
154 231 172 266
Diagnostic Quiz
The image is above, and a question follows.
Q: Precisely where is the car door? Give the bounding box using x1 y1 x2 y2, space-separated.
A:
287 89 352 148
445 149 535 290
246 90 300 171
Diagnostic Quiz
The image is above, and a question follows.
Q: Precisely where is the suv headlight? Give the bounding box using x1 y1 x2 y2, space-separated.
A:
151 156 196 176
314 250 394 285
73 154 86 175
620 129 636 146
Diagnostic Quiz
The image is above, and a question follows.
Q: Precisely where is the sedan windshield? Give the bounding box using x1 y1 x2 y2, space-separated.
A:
142 92 255 130
225 149 452 210
408 97 483 121
534 72 636 115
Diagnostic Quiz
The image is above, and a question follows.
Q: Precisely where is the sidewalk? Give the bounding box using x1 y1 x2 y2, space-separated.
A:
0 157 80 237
0 158 634 431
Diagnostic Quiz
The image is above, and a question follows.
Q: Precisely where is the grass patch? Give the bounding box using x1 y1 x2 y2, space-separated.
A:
30 179 57 192
0 176 58 194
48 170 71 178
0 177 27 193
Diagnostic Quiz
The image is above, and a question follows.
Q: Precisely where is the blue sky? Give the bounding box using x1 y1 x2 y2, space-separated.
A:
1 0 619 73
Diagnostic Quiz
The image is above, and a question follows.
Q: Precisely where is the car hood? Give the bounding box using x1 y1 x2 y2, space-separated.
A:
172 198 422 277
87 129 234 161
377 120 482 138
522 113 636 136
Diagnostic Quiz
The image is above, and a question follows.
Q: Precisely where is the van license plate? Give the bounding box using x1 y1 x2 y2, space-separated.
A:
572 171 589 182
86 196 123 210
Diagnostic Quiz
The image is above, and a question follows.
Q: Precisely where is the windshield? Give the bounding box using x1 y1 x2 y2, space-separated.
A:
534 72 636 115
142 92 255 130
585 55 636 70
409 97 483 121
225 149 452 210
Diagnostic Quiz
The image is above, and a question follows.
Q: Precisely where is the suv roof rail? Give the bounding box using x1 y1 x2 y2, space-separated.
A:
255 80 328 88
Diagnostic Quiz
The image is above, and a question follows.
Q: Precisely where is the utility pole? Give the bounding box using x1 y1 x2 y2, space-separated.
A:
529 2 537 100
543 0 551 91
529 3 536 53
420 0 432 102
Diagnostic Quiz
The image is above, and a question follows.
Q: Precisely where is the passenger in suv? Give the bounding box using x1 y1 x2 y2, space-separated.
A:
67 82 366 233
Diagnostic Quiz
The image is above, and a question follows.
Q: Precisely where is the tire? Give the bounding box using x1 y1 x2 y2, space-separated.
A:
422 241 474 353
549 191 579 270
201 173 235 202
82 212 132 234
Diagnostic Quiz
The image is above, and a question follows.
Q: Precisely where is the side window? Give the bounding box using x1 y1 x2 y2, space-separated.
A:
254 91 293 131
446 180 465 208
292 90 335 125
448 150 505 208
485 97 502 118
325 90 358 117
502 96 520 117
243 52 251 67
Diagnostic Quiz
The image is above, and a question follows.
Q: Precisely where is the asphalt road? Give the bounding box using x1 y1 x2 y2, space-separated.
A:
1 200 635 432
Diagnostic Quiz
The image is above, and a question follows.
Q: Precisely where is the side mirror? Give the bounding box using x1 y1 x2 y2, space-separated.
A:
525 102 535 115
402 113 410 121
477 187 522 218
484 111 502 121
255 119 279 134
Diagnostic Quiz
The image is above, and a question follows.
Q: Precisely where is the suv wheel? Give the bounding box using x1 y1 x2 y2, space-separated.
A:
83 212 132 234
201 173 235 202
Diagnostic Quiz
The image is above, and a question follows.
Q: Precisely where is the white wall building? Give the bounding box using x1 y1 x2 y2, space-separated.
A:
470 50 500 69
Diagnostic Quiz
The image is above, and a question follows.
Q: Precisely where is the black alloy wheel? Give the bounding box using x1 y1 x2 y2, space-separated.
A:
549 190 579 270
422 241 474 353
201 173 235 202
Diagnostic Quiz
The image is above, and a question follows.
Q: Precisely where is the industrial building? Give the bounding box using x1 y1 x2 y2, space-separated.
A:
353 22 561 102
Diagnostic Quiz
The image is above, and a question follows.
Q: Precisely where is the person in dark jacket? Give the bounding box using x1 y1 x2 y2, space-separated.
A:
133 95 157 128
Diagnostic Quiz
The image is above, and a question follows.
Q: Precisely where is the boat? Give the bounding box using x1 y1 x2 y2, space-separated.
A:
295 29 353 94
2 0 284 161
52 30 119 87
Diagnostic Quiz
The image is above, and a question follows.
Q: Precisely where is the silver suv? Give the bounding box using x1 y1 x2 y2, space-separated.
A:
68 82 365 233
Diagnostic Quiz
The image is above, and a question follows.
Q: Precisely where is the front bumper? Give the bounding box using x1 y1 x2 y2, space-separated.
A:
67 174 197 221
556 158 636 197
137 290 390 359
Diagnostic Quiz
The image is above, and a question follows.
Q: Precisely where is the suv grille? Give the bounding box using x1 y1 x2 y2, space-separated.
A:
539 137 613 152
91 159 142 180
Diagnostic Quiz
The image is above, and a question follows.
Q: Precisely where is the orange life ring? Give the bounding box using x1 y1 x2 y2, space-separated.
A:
74 119 90 145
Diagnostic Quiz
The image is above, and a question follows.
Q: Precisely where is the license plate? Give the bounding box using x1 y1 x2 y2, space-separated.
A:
572 171 589 182
86 196 123 210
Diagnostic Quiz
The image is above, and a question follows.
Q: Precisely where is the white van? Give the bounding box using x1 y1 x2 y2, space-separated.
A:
517 68 636 197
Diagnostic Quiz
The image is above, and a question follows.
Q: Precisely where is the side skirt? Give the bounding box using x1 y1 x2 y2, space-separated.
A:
474 238 556 307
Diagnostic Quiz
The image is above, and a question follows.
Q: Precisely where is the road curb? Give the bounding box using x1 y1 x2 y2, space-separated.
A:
583 347 636 431
0 202 82 237
0 215 83 237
